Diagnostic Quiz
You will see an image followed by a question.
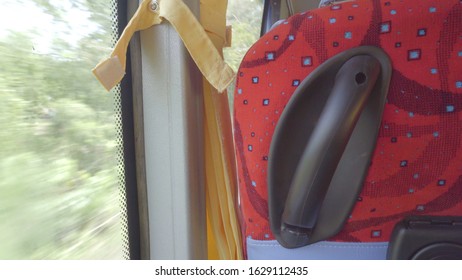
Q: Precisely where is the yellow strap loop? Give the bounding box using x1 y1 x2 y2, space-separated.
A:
92 0 235 92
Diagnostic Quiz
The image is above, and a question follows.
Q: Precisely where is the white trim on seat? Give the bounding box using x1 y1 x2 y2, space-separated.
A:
247 237 388 260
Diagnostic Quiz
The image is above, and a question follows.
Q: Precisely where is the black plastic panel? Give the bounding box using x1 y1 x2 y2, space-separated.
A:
268 46 392 248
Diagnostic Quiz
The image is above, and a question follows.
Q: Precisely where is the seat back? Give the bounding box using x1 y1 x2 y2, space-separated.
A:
233 0 462 259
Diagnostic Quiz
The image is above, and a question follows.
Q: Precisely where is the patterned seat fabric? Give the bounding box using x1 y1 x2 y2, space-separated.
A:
233 0 462 253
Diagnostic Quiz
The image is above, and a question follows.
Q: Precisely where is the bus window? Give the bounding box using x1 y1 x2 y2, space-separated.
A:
225 0 263 107
0 0 130 259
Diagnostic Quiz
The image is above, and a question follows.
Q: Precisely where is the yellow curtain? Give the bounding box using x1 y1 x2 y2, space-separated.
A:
92 0 242 259
199 0 243 260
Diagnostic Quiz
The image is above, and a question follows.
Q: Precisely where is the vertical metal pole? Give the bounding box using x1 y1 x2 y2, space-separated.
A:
127 0 151 260
261 0 282 36
261 0 323 36
138 0 207 259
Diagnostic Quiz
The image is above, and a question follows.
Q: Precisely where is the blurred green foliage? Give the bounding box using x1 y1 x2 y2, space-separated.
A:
0 0 122 259
225 0 263 71
225 0 263 109
0 0 263 259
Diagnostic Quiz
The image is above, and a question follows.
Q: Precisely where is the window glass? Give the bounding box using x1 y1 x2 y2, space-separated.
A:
225 0 263 108
225 0 263 71
0 0 124 259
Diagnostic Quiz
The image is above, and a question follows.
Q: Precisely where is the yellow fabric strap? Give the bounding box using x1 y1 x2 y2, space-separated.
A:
92 0 235 92
204 84 243 260
200 0 243 260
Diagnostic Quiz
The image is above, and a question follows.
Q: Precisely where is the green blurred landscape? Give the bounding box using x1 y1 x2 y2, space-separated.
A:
0 0 123 259
0 0 262 259
225 0 262 109
224 0 262 71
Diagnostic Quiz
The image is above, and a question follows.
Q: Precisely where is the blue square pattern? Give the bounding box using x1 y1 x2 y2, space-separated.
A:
292 80 300 86
456 81 462 88
345 31 352 39
329 18 336 24
380 22 391 33
262 99 270 106
331 5 341 10
447 105 455 112
252 77 259 84
429 7 436 13
288 35 295 41
408 50 421 60
418 28 427 36
302 57 312 66
266 52 275 61
430 68 438 74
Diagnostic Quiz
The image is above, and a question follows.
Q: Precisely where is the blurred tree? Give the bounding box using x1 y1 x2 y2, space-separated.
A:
225 0 263 71
0 0 122 259
0 0 264 259
224 0 263 109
